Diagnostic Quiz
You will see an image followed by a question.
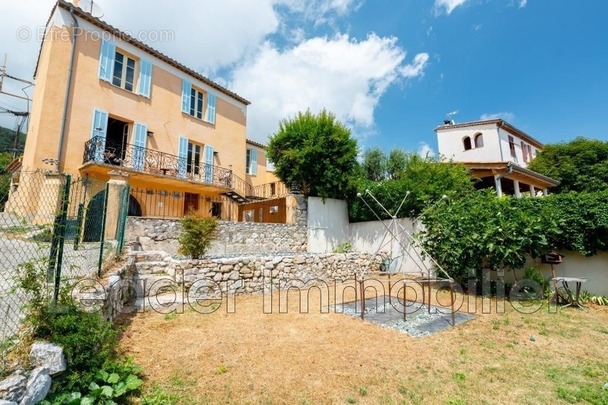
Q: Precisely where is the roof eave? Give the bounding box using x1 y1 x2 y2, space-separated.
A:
246 139 267 149
434 119 543 148
38 0 250 105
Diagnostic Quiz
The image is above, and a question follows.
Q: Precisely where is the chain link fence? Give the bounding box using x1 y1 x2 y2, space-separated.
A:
0 171 129 352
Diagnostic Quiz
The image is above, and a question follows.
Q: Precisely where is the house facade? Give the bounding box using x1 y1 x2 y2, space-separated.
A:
12 0 283 221
436 119 559 197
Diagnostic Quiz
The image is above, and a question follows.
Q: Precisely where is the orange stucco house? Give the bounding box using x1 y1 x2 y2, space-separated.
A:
12 0 282 222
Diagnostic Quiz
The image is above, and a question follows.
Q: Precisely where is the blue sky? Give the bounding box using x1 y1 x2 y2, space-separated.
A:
1 0 607 156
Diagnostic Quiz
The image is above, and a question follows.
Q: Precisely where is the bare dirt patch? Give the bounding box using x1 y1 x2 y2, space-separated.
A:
119 282 608 404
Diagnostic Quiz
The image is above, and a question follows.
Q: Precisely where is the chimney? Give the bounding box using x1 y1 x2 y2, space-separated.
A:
72 0 81 7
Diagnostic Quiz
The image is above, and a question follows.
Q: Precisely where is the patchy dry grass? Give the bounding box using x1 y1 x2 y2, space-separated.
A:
119 282 608 404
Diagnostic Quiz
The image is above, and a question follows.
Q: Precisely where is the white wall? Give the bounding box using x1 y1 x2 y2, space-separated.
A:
497 128 540 168
436 124 502 162
306 198 608 289
349 219 431 275
507 252 608 296
437 124 542 168
307 197 349 253
306 199 431 275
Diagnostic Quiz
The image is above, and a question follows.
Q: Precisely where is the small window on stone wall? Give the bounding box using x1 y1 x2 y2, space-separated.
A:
269 206 279 214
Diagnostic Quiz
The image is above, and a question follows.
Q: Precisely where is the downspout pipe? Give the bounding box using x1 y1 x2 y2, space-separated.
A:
57 5 79 172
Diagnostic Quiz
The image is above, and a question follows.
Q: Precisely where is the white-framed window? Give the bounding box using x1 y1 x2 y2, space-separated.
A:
190 87 204 120
187 142 202 175
112 51 136 91
508 136 517 159
246 148 258 175
474 133 484 148
521 141 529 162
181 80 217 124
99 40 152 98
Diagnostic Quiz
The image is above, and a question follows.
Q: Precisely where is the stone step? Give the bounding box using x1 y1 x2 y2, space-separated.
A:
135 261 172 275
130 250 172 263
134 274 177 297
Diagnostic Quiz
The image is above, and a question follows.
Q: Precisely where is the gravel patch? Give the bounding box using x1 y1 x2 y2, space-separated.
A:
336 295 474 338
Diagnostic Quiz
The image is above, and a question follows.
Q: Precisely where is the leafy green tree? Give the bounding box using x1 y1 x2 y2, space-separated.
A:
528 137 608 193
0 152 14 210
387 148 408 179
349 155 474 222
267 110 358 199
0 125 26 152
361 147 387 181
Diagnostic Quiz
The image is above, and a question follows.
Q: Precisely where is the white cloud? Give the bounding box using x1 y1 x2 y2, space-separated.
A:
480 112 516 122
418 142 436 158
0 0 427 143
518 0 527 8
230 35 429 142
434 0 469 15
400 53 429 78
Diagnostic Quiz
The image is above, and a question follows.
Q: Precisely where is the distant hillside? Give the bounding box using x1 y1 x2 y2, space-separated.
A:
0 126 26 153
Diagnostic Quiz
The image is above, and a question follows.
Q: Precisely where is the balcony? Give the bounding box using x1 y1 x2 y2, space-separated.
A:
83 136 254 201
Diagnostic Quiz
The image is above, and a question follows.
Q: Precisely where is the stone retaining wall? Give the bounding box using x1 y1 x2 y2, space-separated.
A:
132 251 387 299
126 219 308 257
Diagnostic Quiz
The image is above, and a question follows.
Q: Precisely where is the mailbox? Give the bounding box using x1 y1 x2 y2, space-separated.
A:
541 251 564 265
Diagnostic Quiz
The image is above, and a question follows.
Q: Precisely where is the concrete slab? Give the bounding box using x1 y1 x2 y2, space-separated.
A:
335 295 474 337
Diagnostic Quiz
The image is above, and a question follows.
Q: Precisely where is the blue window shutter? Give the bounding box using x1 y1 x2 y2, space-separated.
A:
181 80 192 114
251 149 258 176
90 108 108 163
133 123 147 171
178 136 188 178
137 60 153 98
204 145 214 184
98 40 115 82
205 92 216 124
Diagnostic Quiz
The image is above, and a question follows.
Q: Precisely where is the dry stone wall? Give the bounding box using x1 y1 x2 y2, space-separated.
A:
126 219 308 257
131 250 387 299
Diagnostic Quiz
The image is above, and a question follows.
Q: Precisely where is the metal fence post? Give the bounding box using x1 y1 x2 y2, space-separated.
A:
53 174 71 304
97 183 110 277
73 202 84 251
116 184 130 254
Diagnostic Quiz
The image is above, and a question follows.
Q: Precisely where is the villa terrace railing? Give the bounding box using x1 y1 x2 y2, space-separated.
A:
83 136 255 198
250 181 289 199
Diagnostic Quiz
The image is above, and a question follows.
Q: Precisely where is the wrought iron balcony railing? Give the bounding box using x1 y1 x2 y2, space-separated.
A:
83 136 256 197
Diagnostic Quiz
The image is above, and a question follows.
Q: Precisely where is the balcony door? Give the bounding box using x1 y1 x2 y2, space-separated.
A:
106 118 130 166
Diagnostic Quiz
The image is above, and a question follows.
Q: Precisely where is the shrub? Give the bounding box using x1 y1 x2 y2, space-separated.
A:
37 303 119 393
178 213 218 259
333 242 352 253
14 259 143 400
417 190 608 285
